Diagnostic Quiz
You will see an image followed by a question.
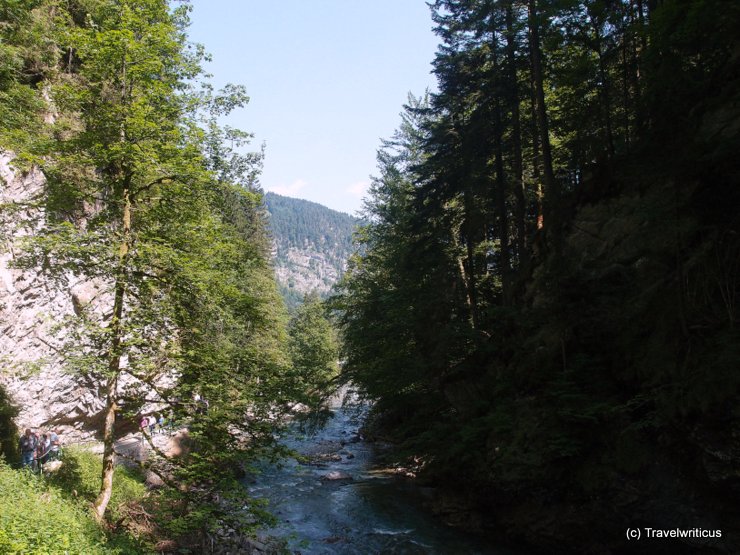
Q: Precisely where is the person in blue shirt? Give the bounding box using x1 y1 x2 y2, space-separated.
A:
18 429 37 468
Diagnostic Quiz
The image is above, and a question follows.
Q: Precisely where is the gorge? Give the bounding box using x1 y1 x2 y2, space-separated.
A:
1 0 739 554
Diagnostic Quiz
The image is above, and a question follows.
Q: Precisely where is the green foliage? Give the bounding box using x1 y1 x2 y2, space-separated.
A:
47 448 147 525
287 294 339 406
0 0 319 538
278 281 308 313
265 192 358 265
0 459 112 554
334 0 740 545
0 1 46 151
0 449 152 553
0 385 19 463
333 94 468 416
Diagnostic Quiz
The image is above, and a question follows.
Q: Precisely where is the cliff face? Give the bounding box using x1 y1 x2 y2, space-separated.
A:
0 152 107 439
273 245 342 297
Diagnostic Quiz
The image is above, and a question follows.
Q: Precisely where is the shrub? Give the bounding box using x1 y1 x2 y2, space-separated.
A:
47 447 147 525
0 385 19 463
0 459 107 554
0 449 151 554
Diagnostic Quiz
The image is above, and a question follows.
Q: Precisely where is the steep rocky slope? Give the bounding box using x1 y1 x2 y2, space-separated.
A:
0 152 109 439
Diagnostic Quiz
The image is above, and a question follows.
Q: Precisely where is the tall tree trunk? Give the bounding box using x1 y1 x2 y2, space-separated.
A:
492 41 511 304
93 177 131 522
457 253 476 325
529 50 544 230
494 102 511 305
527 0 558 230
621 30 631 151
636 0 646 41
631 0 645 134
463 191 480 329
506 1 527 267
594 25 615 159
93 374 118 522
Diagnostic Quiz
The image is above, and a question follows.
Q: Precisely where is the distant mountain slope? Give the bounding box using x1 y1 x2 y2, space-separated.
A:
264 192 360 309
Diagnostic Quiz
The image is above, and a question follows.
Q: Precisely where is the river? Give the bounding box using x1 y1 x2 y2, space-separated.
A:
245 398 521 554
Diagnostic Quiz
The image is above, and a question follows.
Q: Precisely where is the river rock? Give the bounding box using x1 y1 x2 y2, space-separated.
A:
145 469 165 489
322 535 347 544
321 470 353 481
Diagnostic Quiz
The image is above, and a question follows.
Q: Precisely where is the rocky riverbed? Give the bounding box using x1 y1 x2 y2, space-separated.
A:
242 403 519 554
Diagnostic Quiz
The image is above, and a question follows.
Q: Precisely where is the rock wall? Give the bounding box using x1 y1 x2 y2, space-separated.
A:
273 245 343 297
0 151 106 440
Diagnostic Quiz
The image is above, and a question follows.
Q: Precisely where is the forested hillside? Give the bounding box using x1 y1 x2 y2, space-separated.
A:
334 0 740 552
265 192 359 309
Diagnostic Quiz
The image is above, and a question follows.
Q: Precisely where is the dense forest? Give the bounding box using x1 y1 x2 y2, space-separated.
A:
333 0 740 552
265 192 359 309
265 192 357 257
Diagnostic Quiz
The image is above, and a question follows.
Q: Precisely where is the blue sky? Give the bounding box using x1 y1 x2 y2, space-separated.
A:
187 1 439 215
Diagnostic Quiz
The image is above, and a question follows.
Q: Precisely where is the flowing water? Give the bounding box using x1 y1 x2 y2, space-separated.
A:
246 401 521 554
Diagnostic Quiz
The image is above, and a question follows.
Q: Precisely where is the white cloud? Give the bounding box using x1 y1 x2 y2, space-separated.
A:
346 180 370 197
266 179 308 197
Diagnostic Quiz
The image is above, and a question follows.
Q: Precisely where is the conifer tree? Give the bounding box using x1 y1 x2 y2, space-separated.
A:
336 3 740 548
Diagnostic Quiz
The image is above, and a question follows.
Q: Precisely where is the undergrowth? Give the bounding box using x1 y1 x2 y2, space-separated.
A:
0 448 153 554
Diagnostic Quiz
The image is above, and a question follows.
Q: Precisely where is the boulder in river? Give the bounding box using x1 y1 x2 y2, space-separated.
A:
321 470 353 481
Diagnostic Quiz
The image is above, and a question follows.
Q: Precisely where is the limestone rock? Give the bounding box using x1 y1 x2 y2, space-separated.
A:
0 154 109 440
1 152 176 441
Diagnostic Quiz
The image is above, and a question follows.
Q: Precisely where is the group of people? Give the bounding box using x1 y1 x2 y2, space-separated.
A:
138 396 208 440
139 413 166 436
18 428 61 470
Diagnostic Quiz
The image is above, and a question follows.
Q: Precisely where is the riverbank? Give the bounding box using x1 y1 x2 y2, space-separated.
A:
0 448 150 553
0 428 255 554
